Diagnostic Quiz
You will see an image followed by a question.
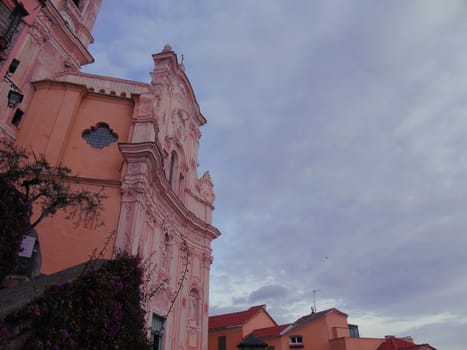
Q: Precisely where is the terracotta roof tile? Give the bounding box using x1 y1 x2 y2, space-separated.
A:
377 336 437 350
209 305 267 330
252 324 291 337
291 308 347 329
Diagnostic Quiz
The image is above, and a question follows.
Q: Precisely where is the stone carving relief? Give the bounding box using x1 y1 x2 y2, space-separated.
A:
30 19 50 46
198 171 215 204
189 122 201 141
188 289 200 323
138 93 155 116
172 81 187 102
171 109 189 141
60 9 76 33
203 253 214 268
161 232 172 271
161 214 173 235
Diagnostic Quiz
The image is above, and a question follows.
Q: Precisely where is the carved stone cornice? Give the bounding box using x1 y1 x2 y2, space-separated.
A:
202 253 214 267
184 188 215 210
55 71 149 98
118 142 220 240
30 17 50 47
37 1 94 66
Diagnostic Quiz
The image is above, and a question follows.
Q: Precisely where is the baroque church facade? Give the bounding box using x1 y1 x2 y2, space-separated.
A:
0 1 220 349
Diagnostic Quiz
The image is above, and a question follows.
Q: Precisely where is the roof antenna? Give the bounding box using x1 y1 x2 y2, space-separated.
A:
181 54 184 64
312 289 320 313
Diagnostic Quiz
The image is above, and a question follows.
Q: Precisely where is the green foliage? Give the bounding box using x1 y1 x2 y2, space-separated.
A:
0 140 106 282
0 140 105 229
19 253 151 350
0 175 29 282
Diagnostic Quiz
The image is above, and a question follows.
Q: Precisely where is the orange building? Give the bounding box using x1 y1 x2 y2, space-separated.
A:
1 1 221 349
209 305 277 350
209 306 436 350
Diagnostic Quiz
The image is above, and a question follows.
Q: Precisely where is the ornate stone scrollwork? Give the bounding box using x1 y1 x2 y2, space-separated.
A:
30 19 50 46
198 171 215 204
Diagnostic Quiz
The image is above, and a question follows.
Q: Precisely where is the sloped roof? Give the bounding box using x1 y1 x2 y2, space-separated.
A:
290 308 347 330
0 260 105 318
209 305 274 330
252 324 292 337
238 333 268 347
377 336 437 350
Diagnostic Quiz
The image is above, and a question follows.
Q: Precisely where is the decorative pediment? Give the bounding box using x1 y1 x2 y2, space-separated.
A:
151 45 206 127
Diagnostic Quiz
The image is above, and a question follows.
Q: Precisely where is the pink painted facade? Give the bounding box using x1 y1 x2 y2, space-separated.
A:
0 0 99 139
1 1 220 349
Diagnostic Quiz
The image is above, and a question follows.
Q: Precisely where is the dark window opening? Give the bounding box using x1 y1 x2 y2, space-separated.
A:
151 314 164 350
72 0 80 8
169 151 177 186
349 324 360 338
11 108 23 127
218 336 226 350
0 3 28 52
178 173 185 197
0 3 27 60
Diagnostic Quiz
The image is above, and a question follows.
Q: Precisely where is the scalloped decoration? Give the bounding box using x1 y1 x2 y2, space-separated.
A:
82 123 118 149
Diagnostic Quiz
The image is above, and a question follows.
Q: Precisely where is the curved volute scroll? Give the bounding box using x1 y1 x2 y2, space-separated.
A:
198 171 216 205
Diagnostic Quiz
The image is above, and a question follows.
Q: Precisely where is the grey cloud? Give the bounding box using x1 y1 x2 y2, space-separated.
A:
85 2 467 349
248 285 289 303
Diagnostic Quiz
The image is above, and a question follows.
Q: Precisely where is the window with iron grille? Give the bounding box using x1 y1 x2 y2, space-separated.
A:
82 123 118 149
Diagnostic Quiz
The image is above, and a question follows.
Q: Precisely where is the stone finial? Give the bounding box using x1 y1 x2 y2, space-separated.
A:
162 44 173 52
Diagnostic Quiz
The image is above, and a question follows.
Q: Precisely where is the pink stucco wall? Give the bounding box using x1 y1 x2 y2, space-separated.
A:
0 0 100 139
14 80 133 273
4 2 220 349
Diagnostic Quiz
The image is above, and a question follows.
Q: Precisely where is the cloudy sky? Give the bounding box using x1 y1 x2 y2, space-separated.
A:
83 1 467 349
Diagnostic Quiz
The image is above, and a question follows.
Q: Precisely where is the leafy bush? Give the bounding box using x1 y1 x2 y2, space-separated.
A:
19 253 151 349
0 175 29 282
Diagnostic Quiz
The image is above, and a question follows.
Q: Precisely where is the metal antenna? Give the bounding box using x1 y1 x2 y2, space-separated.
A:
312 289 320 312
